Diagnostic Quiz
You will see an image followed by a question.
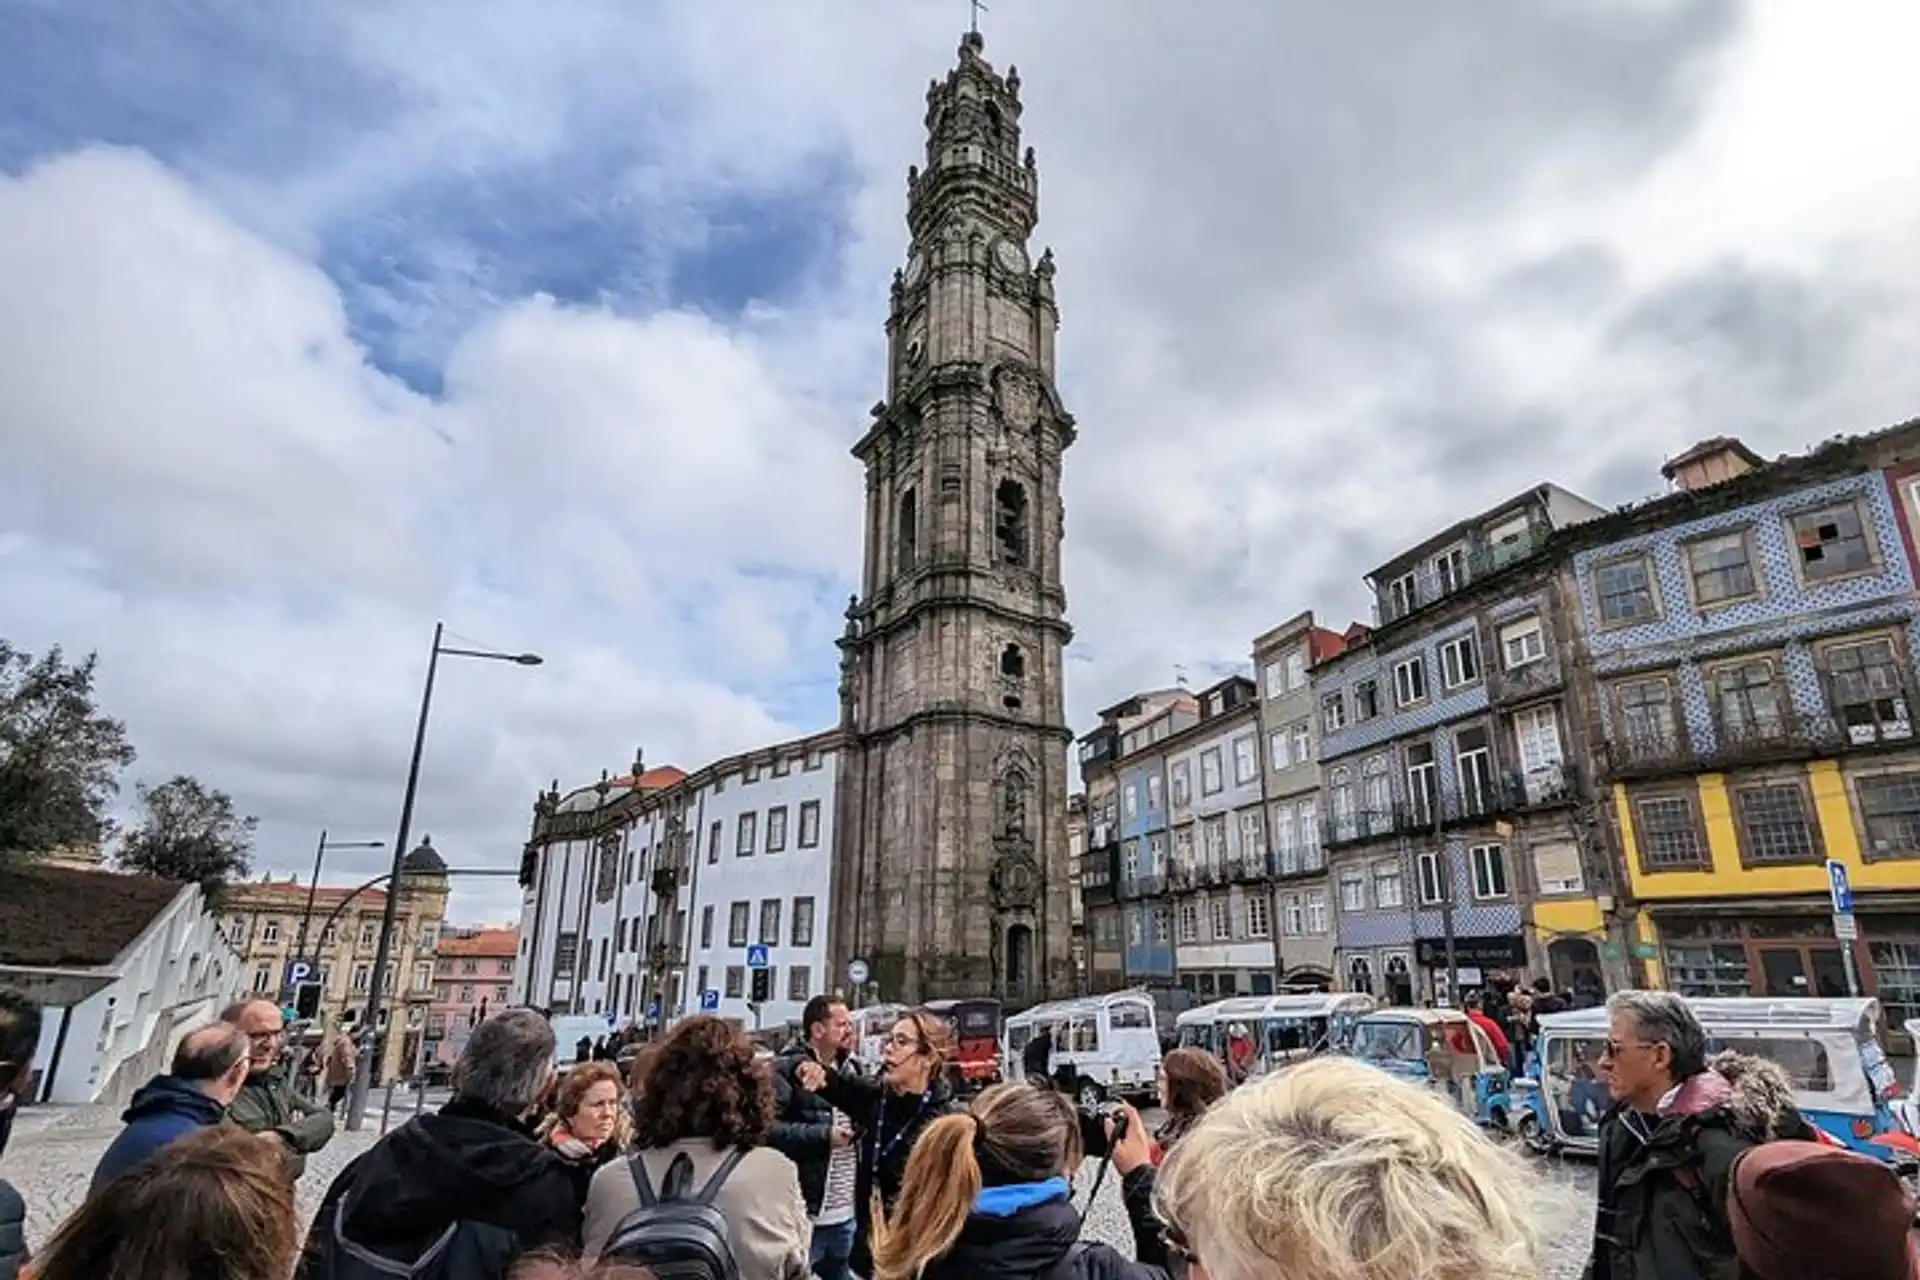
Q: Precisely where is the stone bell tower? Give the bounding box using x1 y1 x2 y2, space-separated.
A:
828 31 1076 1007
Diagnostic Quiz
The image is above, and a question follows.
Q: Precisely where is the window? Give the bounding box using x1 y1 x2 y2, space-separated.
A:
728 902 750 947
1282 894 1303 935
1869 941 1920 1030
724 966 744 999
1470 843 1510 899
1286 648 1306 690
797 800 822 847
1617 677 1677 745
554 933 577 977
1454 725 1494 813
1297 799 1321 869
1267 729 1289 772
1416 849 1444 904
1533 840 1586 895
1305 890 1329 935
1405 742 1437 826
1353 679 1380 721
1171 761 1192 807
251 962 273 993
1204 817 1227 868
995 479 1029 567
1637 794 1705 868
1596 555 1658 625
1322 692 1347 733
1372 860 1405 909
458 982 475 1004
1790 503 1874 581
1338 869 1366 911
736 812 757 856
1239 810 1264 863
788 966 811 1002
1247 895 1271 938
805 749 824 771
261 919 281 945
1178 902 1199 945
1147 774 1163 810
1392 656 1428 707
415 962 434 992
1292 722 1311 765
1487 514 1532 567
1664 945 1751 999
1327 768 1354 839
1388 572 1418 619
1498 615 1544 670
1513 705 1565 780
1362 754 1391 822
1122 839 1140 881
1712 659 1784 738
700 906 714 948
351 962 372 993
759 899 783 945
1734 784 1817 864
1686 530 1757 606
1123 785 1139 820
744 761 761 784
898 488 918 571
1210 899 1232 940
792 897 816 947
1439 633 1479 690
766 806 788 853
773 755 791 777
1825 639 1912 743
1263 659 1285 699
696 965 709 998
359 920 378 949
1000 644 1025 679
1192 749 1220 796
228 916 251 945
1233 736 1258 785
320 923 336 948
1173 825 1194 870
708 821 722 864
1272 803 1297 874
1433 544 1468 595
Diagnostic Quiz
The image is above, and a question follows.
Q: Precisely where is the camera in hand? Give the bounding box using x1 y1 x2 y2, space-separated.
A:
1053 1061 1128 1159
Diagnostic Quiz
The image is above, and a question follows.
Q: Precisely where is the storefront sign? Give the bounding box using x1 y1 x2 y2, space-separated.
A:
1414 935 1528 969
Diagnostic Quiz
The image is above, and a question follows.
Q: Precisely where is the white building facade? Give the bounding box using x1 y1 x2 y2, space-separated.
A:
516 731 842 1038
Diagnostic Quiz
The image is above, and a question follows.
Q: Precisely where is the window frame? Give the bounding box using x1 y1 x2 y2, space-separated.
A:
1199 748 1224 796
1232 735 1259 786
1372 858 1405 910
728 902 750 948
1817 632 1913 746
1322 691 1347 734
797 800 822 848
1629 785 1711 873
1593 552 1662 629
1704 652 1787 740
1784 498 1880 587
765 805 789 853
1469 842 1510 900
1438 631 1480 691
1681 526 1762 611
1415 849 1445 905
1728 772 1824 869
736 812 757 857
1392 655 1428 708
1613 674 1681 749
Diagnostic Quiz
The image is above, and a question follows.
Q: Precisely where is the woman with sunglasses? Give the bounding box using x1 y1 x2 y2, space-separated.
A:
870 1080 1169 1280
793 1008 960 1278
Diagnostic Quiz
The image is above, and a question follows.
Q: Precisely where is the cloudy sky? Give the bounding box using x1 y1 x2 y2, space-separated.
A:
4 1 1918 925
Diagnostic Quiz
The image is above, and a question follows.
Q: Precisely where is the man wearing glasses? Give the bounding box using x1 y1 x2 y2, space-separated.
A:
223 997 335 1178
1586 990 1816 1280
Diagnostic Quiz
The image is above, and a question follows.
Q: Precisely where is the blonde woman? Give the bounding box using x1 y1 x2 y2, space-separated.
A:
1154 1055 1564 1280
870 1081 1170 1280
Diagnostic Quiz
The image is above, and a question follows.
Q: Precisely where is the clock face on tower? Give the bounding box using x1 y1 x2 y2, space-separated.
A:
904 250 927 287
993 238 1029 276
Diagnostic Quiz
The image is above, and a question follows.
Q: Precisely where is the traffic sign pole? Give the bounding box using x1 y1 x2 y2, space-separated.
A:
1827 860 1862 998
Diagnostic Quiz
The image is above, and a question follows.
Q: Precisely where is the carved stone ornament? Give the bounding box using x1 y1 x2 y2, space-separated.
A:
989 853 1040 911
594 833 621 905
995 366 1040 432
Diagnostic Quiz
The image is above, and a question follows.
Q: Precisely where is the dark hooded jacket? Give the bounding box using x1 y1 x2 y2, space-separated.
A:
918 1172 1174 1280
1588 1050 1820 1280
295 1096 580 1280
91 1074 227 1194
769 1040 839 1215
0 1102 26 1280
816 1066 961 1278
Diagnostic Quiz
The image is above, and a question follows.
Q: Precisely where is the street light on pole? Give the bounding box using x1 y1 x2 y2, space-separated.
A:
346 622 542 1131
288 830 384 1002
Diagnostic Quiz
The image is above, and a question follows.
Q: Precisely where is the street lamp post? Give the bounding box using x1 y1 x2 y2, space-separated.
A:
287 829 384 1002
347 622 541 1130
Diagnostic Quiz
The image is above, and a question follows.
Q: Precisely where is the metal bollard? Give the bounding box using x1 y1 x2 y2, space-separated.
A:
379 1080 396 1134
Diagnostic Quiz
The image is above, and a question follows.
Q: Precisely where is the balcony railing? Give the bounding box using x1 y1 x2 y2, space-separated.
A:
1602 711 1880 779
1373 522 1552 627
1227 855 1269 885
1324 766 1581 846
1487 657 1562 705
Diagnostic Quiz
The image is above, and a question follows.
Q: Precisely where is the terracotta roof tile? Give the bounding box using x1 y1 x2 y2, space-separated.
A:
435 928 519 958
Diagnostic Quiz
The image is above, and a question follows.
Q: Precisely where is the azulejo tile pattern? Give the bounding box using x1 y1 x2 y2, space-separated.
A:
1332 839 1523 949
1318 615 1488 762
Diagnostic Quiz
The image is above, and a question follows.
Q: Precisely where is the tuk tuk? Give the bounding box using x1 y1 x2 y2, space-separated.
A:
848 1002 909 1073
1003 990 1162 1107
1349 1007 1511 1130
1175 993 1375 1080
1513 997 1918 1161
924 997 1004 1092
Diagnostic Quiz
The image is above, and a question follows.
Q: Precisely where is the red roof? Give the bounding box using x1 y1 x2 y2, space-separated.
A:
436 927 519 958
609 765 686 790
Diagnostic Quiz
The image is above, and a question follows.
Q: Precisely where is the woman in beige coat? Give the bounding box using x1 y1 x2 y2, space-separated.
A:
582 1016 809 1279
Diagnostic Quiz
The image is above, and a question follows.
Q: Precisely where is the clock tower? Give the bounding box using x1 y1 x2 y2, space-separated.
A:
828 31 1075 1006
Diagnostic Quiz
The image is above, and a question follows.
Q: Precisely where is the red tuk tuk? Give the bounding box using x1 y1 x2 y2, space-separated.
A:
925 998 1004 1092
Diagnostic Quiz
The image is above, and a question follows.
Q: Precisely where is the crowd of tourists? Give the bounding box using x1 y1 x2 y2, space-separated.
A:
1 983 1917 1280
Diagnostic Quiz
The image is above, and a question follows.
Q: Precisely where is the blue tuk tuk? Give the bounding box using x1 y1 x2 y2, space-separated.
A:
1348 1007 1511 1130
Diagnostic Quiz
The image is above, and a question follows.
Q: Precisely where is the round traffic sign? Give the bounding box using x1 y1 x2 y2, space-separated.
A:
847 957 870 985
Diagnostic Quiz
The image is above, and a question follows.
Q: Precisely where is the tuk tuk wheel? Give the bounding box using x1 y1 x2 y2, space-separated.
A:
1078 1079 1105 1109
1517 1112 1550 1156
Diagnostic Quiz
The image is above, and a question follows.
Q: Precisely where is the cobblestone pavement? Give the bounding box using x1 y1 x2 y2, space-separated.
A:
5 1098 1596 1276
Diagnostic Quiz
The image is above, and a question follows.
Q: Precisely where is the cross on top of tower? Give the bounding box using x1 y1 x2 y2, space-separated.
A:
969 0 988 36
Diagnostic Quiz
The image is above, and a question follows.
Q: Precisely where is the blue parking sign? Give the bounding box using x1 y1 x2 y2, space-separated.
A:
1827 859 1853 914
700 989 720 1012
746 944 770 969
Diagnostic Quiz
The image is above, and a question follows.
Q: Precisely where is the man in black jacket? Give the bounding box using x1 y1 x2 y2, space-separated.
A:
770 996 859 1280
0 990 42 1280
296 1008 579 1280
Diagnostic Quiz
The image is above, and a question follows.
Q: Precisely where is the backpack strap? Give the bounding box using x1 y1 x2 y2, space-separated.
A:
332 1196 461 1277
627 1153 659 1209
694 1148 749 1205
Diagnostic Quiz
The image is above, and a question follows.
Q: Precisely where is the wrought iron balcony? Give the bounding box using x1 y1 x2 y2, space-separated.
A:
1373 522 1552 628
1602 712 1860 780
1228 854 1270 885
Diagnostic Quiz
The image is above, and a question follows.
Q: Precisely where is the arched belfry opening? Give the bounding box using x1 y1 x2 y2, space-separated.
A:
995 479 1029 567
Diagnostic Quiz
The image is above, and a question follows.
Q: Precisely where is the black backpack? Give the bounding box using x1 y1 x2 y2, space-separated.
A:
600 1148 747 1280
316 1199 520 1280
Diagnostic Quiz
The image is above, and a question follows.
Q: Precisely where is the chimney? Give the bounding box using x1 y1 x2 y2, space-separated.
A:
1661 436 1764 493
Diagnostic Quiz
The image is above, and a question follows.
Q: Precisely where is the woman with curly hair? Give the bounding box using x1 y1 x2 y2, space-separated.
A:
580 1016 808 1279
29 1124 299 1280
1150 1047 1227 1165
541 1061 630 1208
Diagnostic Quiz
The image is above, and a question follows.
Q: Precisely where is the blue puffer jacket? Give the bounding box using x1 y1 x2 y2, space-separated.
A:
90 1075 227 1194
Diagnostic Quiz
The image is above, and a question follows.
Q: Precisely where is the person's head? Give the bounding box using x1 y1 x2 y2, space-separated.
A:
871 1082 1082 1280
454 1007 558 1121
1602 990 1706 1111
629 1015 772 1148
32 1123 297 1280
173 1021 251 1105
553 1061 625 1148
1730 1140 1920 1280
1463 991 1483 1012
1159 1047 1229 1121
0 987 42 1109
1511 990 1533 1012
220 998 285 1078
803 996 849 1057
1154 1056 1558 1280
880 1009 954 1095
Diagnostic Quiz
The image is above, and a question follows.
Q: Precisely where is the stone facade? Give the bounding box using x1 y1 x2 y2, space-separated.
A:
1253 614 1344 987
829 33 1076 1005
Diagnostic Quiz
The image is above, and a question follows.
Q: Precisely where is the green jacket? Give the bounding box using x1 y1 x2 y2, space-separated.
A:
228 1065 334 1178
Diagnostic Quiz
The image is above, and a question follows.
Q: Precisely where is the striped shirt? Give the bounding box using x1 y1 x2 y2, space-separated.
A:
817 1102 858 1225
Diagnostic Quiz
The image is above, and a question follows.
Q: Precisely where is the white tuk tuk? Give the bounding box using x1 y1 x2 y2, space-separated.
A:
1003 990 1162 1106
1174 993 1376 1080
